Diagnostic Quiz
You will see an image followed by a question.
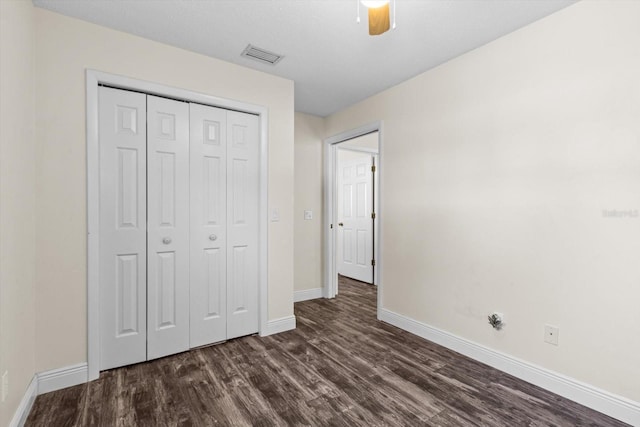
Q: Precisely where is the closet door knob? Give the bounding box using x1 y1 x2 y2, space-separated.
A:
162 237 172 245
209 234 218 241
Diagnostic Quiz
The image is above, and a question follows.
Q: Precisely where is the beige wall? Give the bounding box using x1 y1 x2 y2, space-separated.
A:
326 1 640 402
337 147 373 163
294 113 325 292
340 132 379 152
33 9 294 372
0 0 37 424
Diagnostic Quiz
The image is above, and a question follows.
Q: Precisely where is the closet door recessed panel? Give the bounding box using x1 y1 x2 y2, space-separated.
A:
147 95 190 360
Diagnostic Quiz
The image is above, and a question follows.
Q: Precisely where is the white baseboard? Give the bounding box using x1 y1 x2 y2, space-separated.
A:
9 375 37 427
379 309 640 426
294 287 323 303
261 315 296 336
37 363 88 395
10 363 90 425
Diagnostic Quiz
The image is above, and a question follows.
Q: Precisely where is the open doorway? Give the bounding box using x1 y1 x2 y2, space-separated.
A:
324 122 382 318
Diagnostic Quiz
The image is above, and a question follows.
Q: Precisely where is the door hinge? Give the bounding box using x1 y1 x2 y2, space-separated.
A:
371 259 376 266
371 165 376 173
371 212 376 219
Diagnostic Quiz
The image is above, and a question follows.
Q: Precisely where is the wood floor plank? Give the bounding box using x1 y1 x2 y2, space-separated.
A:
25 276 629 426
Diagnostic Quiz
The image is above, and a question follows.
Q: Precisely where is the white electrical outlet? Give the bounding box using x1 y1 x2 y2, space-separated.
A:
304 210 313 220
1 370 8 402
544 324 559 346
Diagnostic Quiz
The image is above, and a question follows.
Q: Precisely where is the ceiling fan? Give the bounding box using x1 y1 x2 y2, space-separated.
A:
358 0 396 36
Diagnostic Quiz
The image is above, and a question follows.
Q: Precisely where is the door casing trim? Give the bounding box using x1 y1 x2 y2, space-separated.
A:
86 69 269 381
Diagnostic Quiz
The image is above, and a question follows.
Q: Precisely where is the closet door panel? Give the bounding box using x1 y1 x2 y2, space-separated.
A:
226 111 259 339
147 95 190 360
99 87 147 370
189 103 228 347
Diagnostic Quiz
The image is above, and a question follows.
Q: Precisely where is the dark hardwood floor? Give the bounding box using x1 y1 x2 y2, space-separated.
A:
26 276 628 426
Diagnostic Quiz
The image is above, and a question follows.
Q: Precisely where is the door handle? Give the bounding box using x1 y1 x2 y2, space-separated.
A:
209 234 218 241
162 237 172 245
338 223 344 227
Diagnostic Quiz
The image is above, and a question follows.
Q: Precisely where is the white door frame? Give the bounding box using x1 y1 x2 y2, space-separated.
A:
86 69 269 381
323 122 383 318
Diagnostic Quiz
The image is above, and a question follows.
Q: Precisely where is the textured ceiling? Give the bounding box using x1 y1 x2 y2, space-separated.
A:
32 0 576 117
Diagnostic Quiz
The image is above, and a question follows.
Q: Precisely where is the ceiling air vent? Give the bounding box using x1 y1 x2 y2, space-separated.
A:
241 44 284 65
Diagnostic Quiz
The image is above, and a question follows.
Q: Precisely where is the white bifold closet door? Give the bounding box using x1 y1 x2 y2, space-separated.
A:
189 103 228 347
146 95 190 360
99 87 259 371
99 87 147 370
225 110 260 339
189 103 259 347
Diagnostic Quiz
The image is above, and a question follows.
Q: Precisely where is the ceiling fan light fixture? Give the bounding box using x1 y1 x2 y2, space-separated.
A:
367 3 390 35
357 0 396 36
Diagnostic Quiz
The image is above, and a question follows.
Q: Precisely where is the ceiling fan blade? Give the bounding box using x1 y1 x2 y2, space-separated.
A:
368 3 390 36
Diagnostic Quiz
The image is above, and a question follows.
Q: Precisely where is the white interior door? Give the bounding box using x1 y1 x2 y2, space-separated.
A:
226 111 259 339
99 87 147 370
146 95 190 360
337 151 373 284
189 103 228 347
